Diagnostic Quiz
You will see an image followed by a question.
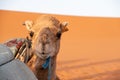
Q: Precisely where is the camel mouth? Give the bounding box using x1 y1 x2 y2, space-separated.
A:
35 50 52 60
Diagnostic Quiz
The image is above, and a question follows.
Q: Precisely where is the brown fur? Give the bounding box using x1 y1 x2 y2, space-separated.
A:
24 15 68 80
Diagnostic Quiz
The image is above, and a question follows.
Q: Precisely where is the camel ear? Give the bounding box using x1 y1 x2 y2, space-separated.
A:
60 22 69 33
23 20 34 31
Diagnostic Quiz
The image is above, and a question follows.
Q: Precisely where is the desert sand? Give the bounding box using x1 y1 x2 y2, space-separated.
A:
0 10 120 80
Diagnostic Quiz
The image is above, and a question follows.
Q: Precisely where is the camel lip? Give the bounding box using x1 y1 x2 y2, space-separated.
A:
35 50 51 60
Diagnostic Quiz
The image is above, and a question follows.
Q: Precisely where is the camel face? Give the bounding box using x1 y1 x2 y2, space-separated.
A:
24 15 69 59
33 27 60 59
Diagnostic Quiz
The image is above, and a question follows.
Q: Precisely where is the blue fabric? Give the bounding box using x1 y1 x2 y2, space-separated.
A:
42 56 52 80
42 56 50 69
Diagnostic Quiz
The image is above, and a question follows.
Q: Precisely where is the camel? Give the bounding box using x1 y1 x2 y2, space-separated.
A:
23 15 69 80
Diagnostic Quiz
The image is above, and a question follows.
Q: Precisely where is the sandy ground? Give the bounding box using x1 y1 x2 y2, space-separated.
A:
57 56 120 80
0 10 120 80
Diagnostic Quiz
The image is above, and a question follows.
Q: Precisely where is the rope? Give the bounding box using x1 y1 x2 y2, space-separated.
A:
15 38 32 63
42 56 52 80
48 57 52 80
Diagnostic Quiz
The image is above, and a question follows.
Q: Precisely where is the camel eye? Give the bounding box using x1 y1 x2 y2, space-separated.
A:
29 31 34 38
56 31 61 39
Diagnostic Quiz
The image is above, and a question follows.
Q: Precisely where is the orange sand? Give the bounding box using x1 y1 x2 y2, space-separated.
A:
0 10 120 80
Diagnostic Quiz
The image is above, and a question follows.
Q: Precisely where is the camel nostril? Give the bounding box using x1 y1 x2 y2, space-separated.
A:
42 52 45 54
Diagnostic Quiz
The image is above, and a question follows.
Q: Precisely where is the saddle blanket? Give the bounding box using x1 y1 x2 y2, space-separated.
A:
3 38 25 57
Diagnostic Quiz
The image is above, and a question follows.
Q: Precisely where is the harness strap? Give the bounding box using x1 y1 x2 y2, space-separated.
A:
24 38 32 63
42 56 52 80
48 57 52 80
42 57 50 69
15 38 32 63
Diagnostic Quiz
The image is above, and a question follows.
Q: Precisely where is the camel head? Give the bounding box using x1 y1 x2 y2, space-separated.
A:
23 15 69 59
